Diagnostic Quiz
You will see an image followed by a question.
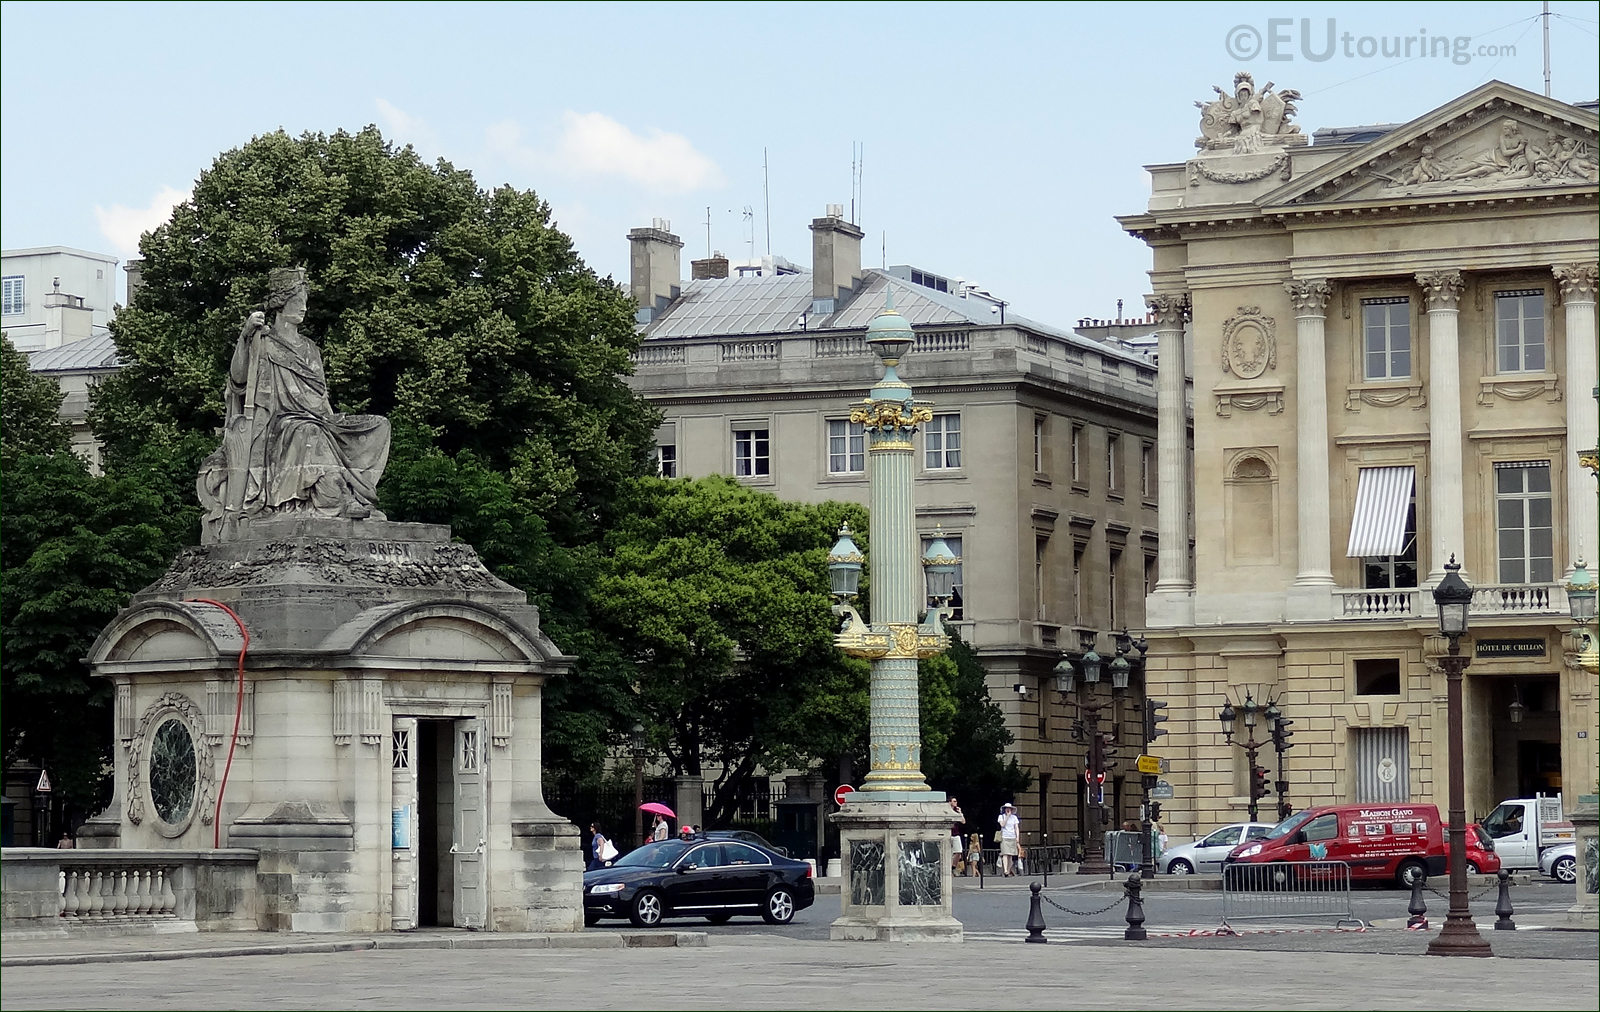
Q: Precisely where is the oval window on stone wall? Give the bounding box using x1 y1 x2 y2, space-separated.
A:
149 717 197 826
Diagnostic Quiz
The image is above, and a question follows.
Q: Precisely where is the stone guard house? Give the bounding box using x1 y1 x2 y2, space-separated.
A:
1119 77 1598 843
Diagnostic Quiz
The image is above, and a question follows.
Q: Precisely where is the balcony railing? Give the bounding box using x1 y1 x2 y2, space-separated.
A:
1473 583 1565 615
1335 583 1565 619
1337 589 1418 618
1 849 259 932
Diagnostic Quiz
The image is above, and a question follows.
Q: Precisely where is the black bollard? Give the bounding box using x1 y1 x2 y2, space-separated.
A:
1025 882 1048 943
1123 871 1147 941
1494 869 1516 931
1406 875 1428 929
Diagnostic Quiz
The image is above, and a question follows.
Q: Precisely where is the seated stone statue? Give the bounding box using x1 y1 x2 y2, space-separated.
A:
200 268 389 539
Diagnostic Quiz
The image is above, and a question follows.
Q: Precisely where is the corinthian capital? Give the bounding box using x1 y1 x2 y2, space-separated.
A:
1554 263 1599 303
1414 270 1465 311
1145 292 1191 328
1282 278 1332 316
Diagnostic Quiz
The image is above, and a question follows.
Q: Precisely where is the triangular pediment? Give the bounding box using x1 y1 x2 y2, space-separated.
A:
1262 81 1598 208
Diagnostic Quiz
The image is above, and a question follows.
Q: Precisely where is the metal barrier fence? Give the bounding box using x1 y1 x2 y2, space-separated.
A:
1219 860 1364 932
963 845 1077 878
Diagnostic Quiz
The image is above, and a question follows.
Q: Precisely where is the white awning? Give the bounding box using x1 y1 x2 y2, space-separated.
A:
1346 466 1415 558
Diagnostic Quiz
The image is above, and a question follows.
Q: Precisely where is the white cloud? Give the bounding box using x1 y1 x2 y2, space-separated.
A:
375 98 441 159
486 112 723 193
94 185 190 257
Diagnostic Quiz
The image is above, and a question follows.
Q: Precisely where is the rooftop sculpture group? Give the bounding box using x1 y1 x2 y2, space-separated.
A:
1195 71 1306 155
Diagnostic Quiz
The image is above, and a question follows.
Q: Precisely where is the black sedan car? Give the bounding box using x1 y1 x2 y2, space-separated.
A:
583 837 814 927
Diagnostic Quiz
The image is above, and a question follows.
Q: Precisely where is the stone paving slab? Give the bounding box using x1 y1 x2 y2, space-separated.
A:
0 929 705 967
1 933 1595 1011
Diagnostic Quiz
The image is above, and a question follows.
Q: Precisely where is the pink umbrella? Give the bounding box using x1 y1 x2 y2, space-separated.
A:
639 802 676 818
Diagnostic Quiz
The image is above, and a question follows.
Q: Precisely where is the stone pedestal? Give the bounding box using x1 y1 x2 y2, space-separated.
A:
830 797 962 942
1567 794 1597 926
87 516 583 933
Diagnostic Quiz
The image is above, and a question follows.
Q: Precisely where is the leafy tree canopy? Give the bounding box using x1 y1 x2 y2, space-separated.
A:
1 338 180 810
92 126 659 556
588 475 869 821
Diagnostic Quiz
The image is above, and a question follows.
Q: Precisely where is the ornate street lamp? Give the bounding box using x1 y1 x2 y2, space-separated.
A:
827 290 961 941
1567 558 1598 675
1427 554 1492 958
1217 693 1270 822
1055 631 1136 876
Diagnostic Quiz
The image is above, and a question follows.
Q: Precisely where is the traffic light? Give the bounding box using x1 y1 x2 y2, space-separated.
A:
1148 801 1162 822
1144 698 1169 743
1271 716 1294 752
1250 766 1272 801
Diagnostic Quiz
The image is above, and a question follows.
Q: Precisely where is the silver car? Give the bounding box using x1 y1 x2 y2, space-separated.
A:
1540 842 1577 883
1159 822 1274 875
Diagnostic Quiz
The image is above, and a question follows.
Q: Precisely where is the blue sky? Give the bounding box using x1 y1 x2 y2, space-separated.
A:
3 1 1596 325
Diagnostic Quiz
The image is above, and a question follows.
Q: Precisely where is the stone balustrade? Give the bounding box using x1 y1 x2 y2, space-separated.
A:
1335 583 1566 620
2 848 259 934
1337 589 1419 618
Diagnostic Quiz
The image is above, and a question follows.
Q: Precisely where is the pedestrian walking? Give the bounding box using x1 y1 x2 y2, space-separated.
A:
588 824 617 870
948 797 966 873
966 832 984 877
997 802 1021 876
651 813 670 842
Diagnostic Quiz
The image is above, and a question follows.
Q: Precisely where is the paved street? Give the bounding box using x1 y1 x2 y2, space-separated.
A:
2 878 1594 1010
2 928 1595 1011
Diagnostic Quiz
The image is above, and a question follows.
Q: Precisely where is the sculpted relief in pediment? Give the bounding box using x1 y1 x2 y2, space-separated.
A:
1377 116 1598 194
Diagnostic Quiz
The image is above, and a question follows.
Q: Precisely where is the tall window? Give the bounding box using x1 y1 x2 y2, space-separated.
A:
1363 487 1418 590
1033 415 1046 473
1 276 23 316
923 533 963 620
925 413 961 470
1140 442 1154 500
1362 298 1411 380
1144 554 1156 598
1072 544 1085 624
1035 536 1048 620
1496 461 1553 584
1106 433 1122 493
733 428 769 477
656 443 678 478
827 419 865 475
1495 291 1546 374
1070 424 1084 483
1108 549 1121 629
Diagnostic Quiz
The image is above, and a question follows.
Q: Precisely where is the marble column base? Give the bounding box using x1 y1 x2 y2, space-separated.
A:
830 799 963 942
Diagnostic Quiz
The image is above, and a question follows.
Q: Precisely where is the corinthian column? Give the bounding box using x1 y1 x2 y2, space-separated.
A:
1148 293 1191 593
1285 279 1335 587
1556 263 1599 569
1418 270 1467 583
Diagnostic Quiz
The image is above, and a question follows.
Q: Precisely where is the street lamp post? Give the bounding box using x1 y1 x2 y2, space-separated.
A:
631 723 647 849
824 291 962 942
1053 632 1130 875
1218 694 1271 823
1427 554 1492 958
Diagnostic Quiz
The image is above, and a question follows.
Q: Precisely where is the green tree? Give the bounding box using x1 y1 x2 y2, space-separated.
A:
588 475 869 822
1 338 179 814
921 632 1032 833
88 127 662 778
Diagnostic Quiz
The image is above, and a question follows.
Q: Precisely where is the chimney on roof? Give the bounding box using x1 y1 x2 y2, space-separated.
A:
691 250 730 280
124 259 145 307
628 219 683 320
809 205 863 315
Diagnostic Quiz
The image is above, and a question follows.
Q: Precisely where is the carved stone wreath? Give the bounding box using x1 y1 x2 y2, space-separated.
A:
1221 307 1278 380
1189 151 1292 186
126 691 216 835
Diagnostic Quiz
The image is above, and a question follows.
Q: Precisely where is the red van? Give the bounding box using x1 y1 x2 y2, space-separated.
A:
1225 803 1447 887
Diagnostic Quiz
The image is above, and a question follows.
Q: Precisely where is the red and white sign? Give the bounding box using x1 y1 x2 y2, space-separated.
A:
834 784 856 807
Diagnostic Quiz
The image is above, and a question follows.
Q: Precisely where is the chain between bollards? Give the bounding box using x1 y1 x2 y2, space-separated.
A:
1025 882 1048 943
1493 869 1516 931
1123 871 1147 940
